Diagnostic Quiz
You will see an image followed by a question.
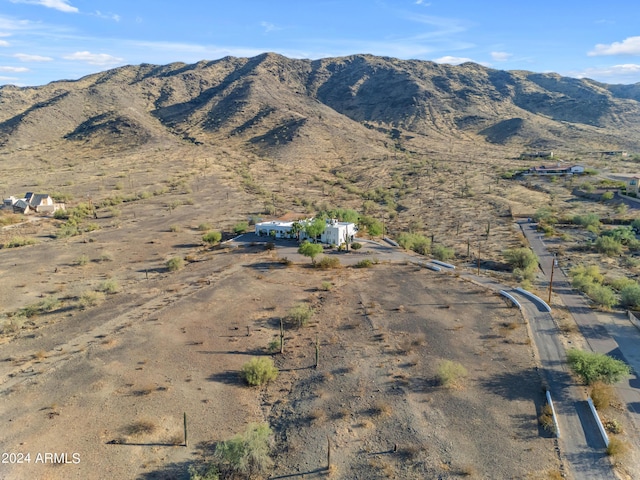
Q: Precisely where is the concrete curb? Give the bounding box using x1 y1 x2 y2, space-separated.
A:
587 397 609 447
546 390 561 438
514 287 552 312
430 260 455 269
499 290 522 311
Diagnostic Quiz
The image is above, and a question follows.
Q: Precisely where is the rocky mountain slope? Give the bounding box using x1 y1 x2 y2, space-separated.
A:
1 52 640 158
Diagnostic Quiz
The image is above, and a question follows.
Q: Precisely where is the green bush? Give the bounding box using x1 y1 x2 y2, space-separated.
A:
198 222 212 231
316 256 341 269
504 248 538 280
587 284 617 309
620 283 640 308
98 279 120 294
436 360 468 387
166 257 185 271
567 349 631 385
573 213 600 229
355 259 374 268
397 232 431 255
79 290 105 309
202 231 222 245
211 422 273 478
3 236 37 248
286 303 314 327
595 236 623 256
233 221 249 234
351 242 362 250
240 358 279 386
431 244 454 261
601 191 614 201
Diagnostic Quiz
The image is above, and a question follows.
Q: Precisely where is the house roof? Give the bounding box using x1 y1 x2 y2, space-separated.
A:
28 194 51 206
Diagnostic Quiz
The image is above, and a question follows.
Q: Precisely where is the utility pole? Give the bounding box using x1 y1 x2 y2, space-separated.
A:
548 256 556 304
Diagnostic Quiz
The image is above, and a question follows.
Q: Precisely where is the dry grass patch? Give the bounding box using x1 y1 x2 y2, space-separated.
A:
590 381 614 409
123 419 156 437
606 437 630 458
370 400 392 418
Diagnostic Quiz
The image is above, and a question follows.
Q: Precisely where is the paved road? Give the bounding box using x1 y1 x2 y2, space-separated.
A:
510 289 611 479
520 221 640 420
467 275 612 479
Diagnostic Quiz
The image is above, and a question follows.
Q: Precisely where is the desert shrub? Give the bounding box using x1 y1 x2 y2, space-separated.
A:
98 279 120 294
586 284 617 309
19 296 60 318
3 236 37 248
202 231 222 245
188 464 219 480
431 244 454 261
351 242 362 250
538 403 556 434
265 242 276 250
358 216 383 236
240 358 278 386
205 422 273 479
75 254 90 266
355 259 374 268
436 360 467 387
595 236 623 256
570 265 603 293
607 276 637 291
233 221 249 234
606 437 630 457
620 283 640 308
504 247 538 272
79 290 105 309
267 339 280 353
169 224 182 232
601 191 614 201
590 381 614 409
604 419 623 434
56 224 79 238
198 222 212 231
567 349 631 385
534 207 557 224
286 303 313 327
316 256 341 269
397 232 430 255
166 257 185 271
573 213 600 229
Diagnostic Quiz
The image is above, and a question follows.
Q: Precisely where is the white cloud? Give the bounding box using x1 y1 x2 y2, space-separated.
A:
10 0 78 13
0 40 9 47
415 0 432 5
589 36 640 56
62 51 123 65
434 55 474 65
491 51 512 62
94 11 120 22
14 53 53 61
576 64 640 79
261 21 281 33
0 66 29 72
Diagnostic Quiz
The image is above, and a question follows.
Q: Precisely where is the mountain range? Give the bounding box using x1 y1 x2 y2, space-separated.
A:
1 52 640 158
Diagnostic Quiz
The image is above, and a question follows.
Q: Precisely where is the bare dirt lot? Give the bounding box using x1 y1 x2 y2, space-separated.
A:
1 233 560 479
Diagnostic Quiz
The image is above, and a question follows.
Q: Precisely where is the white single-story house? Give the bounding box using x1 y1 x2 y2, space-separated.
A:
523 164 585 176
255 220 300 239
3 193 65 214
255 218 357 246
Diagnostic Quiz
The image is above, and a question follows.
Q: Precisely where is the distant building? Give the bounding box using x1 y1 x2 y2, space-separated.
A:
627 177 640 196
255 217 357 246
520 151 554 160
523 164 585 176
3 193 65 214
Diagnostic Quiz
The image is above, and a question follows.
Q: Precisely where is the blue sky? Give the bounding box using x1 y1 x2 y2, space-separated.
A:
1 0 640 87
